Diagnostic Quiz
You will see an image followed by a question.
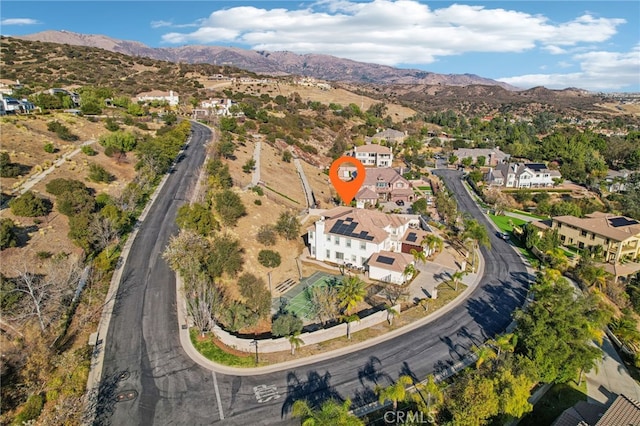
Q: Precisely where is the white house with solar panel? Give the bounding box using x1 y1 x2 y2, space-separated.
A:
307 206 431 284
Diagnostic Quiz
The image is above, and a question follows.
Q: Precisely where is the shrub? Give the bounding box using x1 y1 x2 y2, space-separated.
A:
104 117 120 131
254 199 262 205
256 225 277 246
251 185 264 196
81 145 97 156
0 218 18 250
0 152 26 177
9 191 52 217
258 249 281 268
176 203 217 236
56 189 95 216
46 178 89 195
43 142 55 153
47 120 78 141
36 250 53 259
282 150 292 163
88 163 114 183
275 211 301 240
213 189 246 226
12 393 44 425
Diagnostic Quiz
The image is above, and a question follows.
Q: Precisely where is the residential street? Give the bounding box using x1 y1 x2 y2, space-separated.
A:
94 136 533 425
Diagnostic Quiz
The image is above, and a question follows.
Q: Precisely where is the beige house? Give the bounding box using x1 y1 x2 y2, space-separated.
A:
534 212 640 264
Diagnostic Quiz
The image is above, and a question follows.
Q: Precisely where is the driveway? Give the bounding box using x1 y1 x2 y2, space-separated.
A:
586 336 640 405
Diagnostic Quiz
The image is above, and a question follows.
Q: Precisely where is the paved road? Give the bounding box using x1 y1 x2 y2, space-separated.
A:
96 140 533 424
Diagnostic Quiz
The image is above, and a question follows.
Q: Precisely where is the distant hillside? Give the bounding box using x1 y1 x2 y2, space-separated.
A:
18 30 517 90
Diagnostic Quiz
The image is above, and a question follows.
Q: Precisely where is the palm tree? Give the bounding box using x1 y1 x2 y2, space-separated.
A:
610 315 640 352
449 270 466 292
288 332 304 355
291 398 364 426
410 248 427 265
403 263 416 281
418 298 429 312
414 375 444 413
340 313 360 340
487 333 517 358
472 344 497 369
421 234 443 256
375 375 414 410
337 275 366 315
385 305 399 326
588 266 610 292
462 218 490 272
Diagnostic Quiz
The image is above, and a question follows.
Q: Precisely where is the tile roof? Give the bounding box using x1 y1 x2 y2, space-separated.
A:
596 394 640 425
368 250 414 273
355 144 393 154
554 212 640 242
321 206 409 244
355 187 378 200
362 168 410 188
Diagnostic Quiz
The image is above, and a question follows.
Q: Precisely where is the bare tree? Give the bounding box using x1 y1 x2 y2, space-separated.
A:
307 285 340 326
163 230 209 284
6 256 82 332
90 215 120 253
382 284 409 306
184 274 225 337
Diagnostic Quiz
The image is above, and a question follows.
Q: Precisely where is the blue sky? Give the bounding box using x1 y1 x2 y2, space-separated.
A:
2 1 639 92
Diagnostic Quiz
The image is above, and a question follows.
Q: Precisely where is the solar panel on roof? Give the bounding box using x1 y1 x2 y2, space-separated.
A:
609 217 639 227
406 232 418 242
377 255 395 265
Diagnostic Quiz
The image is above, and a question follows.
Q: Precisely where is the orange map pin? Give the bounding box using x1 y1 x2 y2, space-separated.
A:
329 156 366 205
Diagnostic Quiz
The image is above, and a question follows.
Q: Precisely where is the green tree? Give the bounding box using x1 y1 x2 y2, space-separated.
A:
421 234 444 255
282 150 293 163
411 198 428 215
0 218 18 250
514 270 606 383
213 189 246 226
258 249 281 268
242 158 256 174
88 163 114 183
291 399 364 426
375 375 413 410
288 332 304 355
472 344 497 369
413 375 444 415
610 314 640 352
176 203 217 236
488 333 518 359
9 191 52 217
275 211 301 240
307 284 340 326
446 371 500 426
99 130 137 152
206 233 244 279
56 189 95 217
237 273 271 320
495 367 534 418
448 270 466 292
222 301 253 332
207 159 233 189
337 275 366 314
272 312 303 337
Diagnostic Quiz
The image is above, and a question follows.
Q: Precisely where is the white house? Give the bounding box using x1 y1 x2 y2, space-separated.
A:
136 90 180 106
453 147 510 166
307 207 432 284
352 145 393 167
368 251 414 284
486 163 561 188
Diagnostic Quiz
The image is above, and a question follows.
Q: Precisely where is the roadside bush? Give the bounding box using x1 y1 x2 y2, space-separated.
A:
9 191 52 217
11 393 44 425
258 249 281 268
88 163 114 183
272 312 303 337
81 145 97 156
0 218 18 250
176 203 217 236
213 189 246 226
43 143 55 153
256 225 277 246
45 178 89 196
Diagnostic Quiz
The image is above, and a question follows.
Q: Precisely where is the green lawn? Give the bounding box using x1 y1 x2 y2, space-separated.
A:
508 209 547 220
519 380 587 426
189 329 258 367
488 214 526 232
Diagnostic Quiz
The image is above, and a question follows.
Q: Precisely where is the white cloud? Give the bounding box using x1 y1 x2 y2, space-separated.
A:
159 0 625 66
1 18 40 26
498 45 640 91
151 20 173 28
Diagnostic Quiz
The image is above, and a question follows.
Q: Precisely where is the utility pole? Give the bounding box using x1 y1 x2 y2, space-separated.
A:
250 339 259 365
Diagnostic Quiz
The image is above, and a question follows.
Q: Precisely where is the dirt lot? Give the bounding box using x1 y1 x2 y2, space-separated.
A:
0 114 148 276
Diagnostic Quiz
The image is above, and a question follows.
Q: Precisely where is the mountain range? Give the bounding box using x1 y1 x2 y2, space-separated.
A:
17 30 517 90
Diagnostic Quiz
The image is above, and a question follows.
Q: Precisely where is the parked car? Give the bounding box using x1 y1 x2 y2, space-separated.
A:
497 231 510 241
395 200 405 206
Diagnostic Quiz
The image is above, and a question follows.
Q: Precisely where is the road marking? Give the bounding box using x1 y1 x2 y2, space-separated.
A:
212 371 224 420
253 384 281 403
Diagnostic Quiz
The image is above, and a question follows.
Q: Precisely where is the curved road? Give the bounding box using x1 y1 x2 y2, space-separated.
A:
95 124 533 425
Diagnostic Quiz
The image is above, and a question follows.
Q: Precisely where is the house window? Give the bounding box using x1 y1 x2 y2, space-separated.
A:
326 235 331 242
578 242 585 249
580 230 587 237
326 250 331 258
351 255 357 262
336 252 344 260
560 235 566 242
346 239 351 248
360 242 366 250
334 237 340 245
361 257 367 265
309 231 314 239
376 182 386 188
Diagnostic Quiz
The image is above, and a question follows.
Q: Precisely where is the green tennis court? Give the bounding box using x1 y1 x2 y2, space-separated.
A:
274 271 341 320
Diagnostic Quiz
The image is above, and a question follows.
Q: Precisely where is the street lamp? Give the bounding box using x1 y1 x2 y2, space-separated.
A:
250 339 259 365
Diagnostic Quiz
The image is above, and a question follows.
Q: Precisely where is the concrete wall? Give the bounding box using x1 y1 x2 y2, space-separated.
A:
210 304 401 354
